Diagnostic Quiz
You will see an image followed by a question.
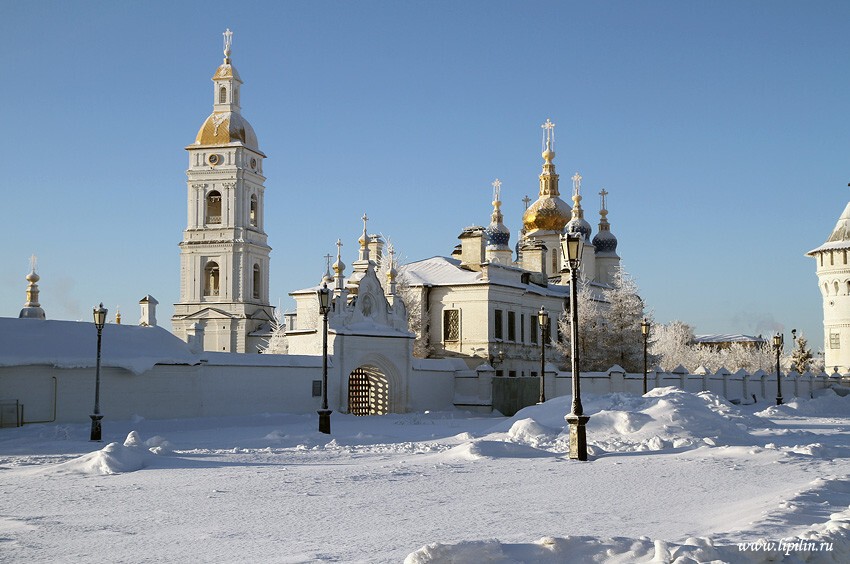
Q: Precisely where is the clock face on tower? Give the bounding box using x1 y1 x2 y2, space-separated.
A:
208 154 221 166
250 158 257 170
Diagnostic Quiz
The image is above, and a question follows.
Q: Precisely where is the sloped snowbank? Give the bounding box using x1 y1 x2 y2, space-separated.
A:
47 431 171 475
483 387 767 455
757 388 850 418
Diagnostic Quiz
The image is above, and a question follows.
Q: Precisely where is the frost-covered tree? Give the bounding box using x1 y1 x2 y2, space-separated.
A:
650 320 696 370
650 321 776 373
557 267 653 372
790 334 814 373
376 239 432 358
259 308 288 354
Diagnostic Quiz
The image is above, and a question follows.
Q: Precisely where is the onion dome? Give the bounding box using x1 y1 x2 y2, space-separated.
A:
565 172 592 241
522 119 572 232
19 256 46 320
485 179 511 248
191 29 261 152
592 189 618 254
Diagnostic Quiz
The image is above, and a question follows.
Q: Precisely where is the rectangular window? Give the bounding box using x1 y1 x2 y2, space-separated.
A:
495 369 504 378
520 314 525 343
531 315 539 344
507 311 516 341
508 370 517 378
443 309 460 342
312 380 322 397
831 331 840 349
494 309 504 340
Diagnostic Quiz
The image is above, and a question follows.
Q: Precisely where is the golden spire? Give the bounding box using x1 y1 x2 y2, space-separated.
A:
522 119 571 232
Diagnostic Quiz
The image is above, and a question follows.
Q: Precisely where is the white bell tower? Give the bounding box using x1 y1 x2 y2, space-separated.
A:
172 29 274 353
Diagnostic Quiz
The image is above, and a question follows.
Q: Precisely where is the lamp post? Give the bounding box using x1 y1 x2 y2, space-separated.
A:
641 318 650 395
317 283 332 434
90 303 107 441
561 232 588 461
773 332 784 406
538 306 549 403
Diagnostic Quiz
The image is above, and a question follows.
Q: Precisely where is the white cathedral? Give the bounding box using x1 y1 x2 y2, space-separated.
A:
164 30 623 369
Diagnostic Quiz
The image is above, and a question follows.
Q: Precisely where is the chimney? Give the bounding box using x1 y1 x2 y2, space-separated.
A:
458 226 486 269
519 238 548 286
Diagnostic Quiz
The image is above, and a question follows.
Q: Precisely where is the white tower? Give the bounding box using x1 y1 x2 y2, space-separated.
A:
172 29 274 353
807 199 850 371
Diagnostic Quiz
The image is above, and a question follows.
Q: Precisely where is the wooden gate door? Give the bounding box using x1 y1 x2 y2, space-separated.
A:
348 368 372 415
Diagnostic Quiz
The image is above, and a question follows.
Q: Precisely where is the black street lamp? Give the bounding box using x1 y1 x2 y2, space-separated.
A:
641 318 650 395
773 332 784 406
561 232 589 461
538 306 549 403
90 303 107 441
317 283 332 434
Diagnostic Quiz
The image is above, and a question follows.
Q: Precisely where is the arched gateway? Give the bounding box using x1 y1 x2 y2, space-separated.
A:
347 366 391 415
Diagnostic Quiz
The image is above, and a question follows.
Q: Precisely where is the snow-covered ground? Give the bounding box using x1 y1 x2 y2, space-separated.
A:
2 387 850 563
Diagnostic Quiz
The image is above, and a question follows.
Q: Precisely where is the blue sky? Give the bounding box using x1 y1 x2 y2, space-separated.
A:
3 1 849 351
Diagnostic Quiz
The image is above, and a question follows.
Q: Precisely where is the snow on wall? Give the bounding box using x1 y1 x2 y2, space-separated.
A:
0 317 199 375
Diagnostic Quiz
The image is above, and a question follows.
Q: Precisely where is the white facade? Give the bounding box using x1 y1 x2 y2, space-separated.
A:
172 31 274 353
808 201 850 372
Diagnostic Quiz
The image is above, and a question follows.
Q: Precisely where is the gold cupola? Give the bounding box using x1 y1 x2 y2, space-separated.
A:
192 29 260 151
522 119 572 233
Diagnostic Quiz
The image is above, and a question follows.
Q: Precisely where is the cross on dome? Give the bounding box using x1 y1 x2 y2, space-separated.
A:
522 195 532 210
541 118 556 152
599 188 608 211
223 29 233 59
29 254 38 273
491 178 502 202
572 172 583 197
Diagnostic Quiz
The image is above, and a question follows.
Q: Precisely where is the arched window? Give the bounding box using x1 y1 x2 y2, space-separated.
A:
204 262 220 297
249 195 258 227
823 283 829 297
253 264 261 299
834 281 840 295
206 191 222 224
219 87 227 104
234 88 239 106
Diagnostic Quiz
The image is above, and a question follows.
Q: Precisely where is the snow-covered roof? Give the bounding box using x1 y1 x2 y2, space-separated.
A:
0 317 200 375
400 256 571 298
693 334 767 345
808 201 850 255
400 256 482 286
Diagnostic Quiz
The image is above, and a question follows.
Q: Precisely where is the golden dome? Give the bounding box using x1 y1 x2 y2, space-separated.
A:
522 195 572 232
194 111 259 150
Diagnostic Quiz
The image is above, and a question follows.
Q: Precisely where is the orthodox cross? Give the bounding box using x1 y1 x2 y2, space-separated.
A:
361 213 369 232
336 238 343 259
491 178 502 202
324 253 333 277
541 118 556 152
522 195 532 210
572 172 582 197
599 188 608 211
223 29 233 59
29 254 37 273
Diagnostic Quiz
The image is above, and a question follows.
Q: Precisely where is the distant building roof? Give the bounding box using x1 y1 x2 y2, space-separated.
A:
693 334 767 345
